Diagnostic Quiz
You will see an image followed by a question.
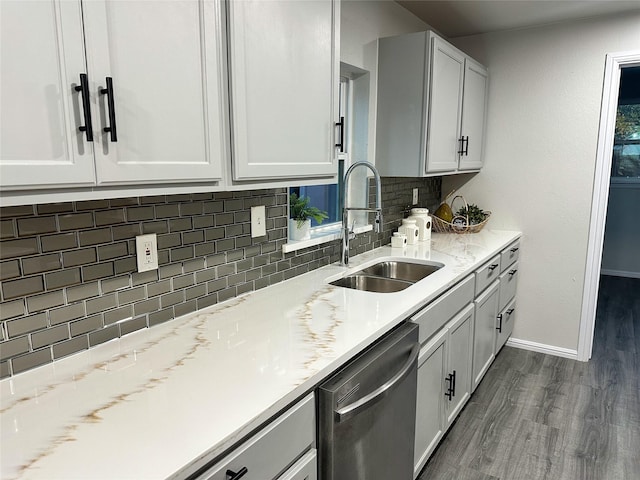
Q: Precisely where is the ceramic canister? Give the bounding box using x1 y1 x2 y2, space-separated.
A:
398 219 419 245
408 208 432 242
391 232 407 248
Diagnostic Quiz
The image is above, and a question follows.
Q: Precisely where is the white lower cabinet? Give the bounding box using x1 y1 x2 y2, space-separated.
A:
496 300 516 354
472 280 499 392
196 394 316 480
414 329 447 477
444 304 474 426
412 279 475 478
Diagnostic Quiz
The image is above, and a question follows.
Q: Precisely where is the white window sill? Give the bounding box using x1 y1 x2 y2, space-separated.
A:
282 223 373 254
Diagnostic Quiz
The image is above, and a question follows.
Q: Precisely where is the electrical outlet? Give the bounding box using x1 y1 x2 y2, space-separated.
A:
251 205 266 238
136 234 158 272
412 188 419 205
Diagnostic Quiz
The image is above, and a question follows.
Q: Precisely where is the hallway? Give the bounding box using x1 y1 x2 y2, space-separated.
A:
418 275 640 479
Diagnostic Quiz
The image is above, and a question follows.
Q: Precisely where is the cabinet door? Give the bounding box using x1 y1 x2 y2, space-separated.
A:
82 0 226 184
459 59 488 171
472 280 499 391
496 301 516 354
228 0 338 180
414 329 447 478
0 0 95 189
426 36 464 173
444 304 474 427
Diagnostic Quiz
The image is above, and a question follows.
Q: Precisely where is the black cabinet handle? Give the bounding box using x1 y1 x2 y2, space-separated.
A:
335 116 344 152
464 136 469 156
509 269 518 276
507 308 515 315
488 263 499 271
444 370 456 400
100 77 118 142
458 136 465 155
496 314 503 333
74 73 93 142
451 369 456 397
510 247 519 253
226 467 248 480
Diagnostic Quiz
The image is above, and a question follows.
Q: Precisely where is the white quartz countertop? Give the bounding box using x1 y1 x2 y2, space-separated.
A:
0 230 520 480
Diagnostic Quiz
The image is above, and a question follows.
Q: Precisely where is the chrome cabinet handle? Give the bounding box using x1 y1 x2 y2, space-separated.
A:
74 73 93 142
100 77 118 142
335 343 419 423
226 467 248 480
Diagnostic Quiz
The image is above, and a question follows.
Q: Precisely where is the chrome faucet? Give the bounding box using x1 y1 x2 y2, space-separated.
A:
341 161 383 266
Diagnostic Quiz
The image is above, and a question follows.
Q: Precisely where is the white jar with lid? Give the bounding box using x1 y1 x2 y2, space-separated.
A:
398 219 419 245
408 208 432 242
391 232 407 248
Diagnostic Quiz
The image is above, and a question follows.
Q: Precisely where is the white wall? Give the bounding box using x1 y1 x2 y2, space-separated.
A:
444 12 640 353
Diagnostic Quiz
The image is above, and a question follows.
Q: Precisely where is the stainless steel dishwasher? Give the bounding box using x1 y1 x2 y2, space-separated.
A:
318 322 419 480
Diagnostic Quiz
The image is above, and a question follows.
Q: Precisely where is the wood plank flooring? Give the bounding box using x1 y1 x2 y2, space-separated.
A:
418 275 640 480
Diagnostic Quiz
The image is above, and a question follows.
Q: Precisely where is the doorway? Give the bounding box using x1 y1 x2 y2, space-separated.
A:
579 52 640 361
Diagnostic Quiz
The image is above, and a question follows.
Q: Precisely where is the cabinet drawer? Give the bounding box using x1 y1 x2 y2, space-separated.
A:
278 449 317 480
199 394 315 480
498 262 519 312
500 241 520 272
496 300 516 353
475 255 501 296
411 275 475 345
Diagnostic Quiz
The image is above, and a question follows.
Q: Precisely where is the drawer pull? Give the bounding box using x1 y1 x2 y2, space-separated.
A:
510 247 519 253
496 314 503 333
507 308 515 315
508 269 518 276
226 467 248 480
487 264 499 271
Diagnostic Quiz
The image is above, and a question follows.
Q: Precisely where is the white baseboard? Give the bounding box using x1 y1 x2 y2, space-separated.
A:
505 337 579 361
600 269 640 279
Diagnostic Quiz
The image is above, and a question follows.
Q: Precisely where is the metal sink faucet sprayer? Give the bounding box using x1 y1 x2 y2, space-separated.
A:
341 161 383 266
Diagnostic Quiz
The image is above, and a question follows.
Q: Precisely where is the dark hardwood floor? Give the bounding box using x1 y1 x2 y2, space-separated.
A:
418 275 640 480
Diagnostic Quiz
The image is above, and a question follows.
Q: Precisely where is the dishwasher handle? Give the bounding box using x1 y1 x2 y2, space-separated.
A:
335 343 419 423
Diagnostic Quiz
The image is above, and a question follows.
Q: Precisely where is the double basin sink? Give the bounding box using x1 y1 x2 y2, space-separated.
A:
330 260 443 293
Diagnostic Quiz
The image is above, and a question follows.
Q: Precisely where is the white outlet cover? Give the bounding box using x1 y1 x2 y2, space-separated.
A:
251 205 266 238
413 188 419 205
136 234 158 272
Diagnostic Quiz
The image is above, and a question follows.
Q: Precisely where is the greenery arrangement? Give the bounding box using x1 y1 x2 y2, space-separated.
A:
289 193 328 228
456 203 488 225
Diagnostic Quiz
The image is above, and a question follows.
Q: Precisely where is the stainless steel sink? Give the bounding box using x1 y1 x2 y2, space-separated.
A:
329 260 443 293
330 274 413 293
358 261 442 283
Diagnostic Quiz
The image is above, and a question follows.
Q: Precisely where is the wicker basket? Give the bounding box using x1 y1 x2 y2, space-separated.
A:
431 195 491 234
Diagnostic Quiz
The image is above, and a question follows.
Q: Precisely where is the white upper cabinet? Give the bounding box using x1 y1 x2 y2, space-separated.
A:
376 31 488 177
1 0 226 191
459 59 488 171
84 0 226 184
227 0 339 181
426 37 465 173
0 1 95 189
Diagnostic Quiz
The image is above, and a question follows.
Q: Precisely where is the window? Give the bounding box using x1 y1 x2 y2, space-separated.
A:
612 66 640 179
285 63 371 251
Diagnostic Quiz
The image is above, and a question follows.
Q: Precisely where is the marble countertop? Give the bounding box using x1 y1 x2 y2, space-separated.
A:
0 230 521 480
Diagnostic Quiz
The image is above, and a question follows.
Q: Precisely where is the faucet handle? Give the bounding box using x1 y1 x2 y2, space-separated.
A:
374 211 383 233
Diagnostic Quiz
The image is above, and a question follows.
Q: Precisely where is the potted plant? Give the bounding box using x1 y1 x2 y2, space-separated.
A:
289 193 328 241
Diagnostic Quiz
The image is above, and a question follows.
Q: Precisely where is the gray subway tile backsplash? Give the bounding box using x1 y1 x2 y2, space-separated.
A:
0 179 441 376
